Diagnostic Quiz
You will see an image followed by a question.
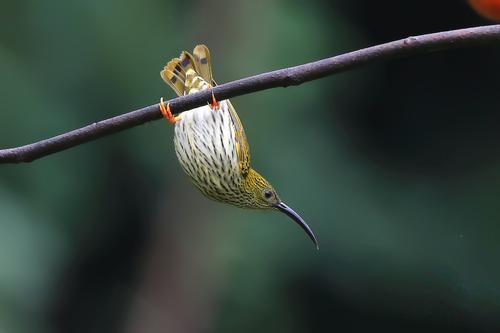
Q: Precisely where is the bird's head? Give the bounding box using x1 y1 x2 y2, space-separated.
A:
244 169 319 249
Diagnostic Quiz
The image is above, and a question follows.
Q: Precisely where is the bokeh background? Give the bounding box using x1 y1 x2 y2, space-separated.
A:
1 1 500 332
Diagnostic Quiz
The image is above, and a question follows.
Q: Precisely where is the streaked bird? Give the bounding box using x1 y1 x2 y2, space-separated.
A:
159 45 318 248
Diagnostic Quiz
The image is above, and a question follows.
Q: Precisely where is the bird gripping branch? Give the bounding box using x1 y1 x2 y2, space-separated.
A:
159 45 318 249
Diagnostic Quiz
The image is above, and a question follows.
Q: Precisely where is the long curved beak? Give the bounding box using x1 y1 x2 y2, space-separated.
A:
276 202 319 249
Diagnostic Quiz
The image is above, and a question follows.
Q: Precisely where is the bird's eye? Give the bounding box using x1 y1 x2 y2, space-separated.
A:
263 189 273 199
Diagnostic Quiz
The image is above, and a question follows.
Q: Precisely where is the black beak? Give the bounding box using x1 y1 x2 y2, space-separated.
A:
276 202 319 249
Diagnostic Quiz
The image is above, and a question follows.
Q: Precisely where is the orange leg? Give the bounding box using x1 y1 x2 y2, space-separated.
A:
208 92 220 111
159 97 179 125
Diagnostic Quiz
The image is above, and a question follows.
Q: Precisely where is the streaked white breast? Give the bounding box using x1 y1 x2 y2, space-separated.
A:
173 101 241 195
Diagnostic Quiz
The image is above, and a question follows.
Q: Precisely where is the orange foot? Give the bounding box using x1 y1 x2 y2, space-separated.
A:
159 97 180 125
208 92 220 111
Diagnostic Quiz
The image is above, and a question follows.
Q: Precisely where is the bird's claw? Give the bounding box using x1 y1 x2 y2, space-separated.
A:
159 97 179 125
208 92 220 111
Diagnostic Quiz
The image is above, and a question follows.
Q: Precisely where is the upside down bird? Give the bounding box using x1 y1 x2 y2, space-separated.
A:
159 45 318 248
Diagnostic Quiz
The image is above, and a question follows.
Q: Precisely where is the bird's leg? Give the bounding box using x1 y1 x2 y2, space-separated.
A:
159 97 180 125
208 92 220 111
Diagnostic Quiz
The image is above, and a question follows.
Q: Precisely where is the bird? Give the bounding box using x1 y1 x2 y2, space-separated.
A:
159 44 318 248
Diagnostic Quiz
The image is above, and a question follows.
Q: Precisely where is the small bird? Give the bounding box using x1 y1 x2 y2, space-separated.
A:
159 45 318 248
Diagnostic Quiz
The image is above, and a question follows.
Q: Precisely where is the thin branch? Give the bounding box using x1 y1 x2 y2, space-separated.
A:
1 25 500 164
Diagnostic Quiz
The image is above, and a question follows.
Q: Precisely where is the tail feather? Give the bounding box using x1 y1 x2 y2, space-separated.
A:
161 45 215 96
161 58 184 96
193 45 213 84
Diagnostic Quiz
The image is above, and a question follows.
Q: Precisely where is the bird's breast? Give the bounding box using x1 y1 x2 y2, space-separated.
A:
173 101 243 201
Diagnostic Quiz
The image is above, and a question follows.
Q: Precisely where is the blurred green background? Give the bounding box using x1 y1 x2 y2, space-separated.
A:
1 1 500 332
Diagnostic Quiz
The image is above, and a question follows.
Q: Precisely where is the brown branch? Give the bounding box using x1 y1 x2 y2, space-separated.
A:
1 24 500 164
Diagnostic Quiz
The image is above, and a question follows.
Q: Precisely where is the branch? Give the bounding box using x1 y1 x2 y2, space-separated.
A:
1 25 499 164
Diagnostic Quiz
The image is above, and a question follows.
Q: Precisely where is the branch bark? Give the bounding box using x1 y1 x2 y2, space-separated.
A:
1 25 499 164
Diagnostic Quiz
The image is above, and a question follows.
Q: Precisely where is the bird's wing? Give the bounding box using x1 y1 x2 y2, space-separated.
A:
226 100 251 177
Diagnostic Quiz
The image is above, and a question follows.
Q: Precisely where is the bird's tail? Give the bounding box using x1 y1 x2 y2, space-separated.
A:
160 44 214 96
